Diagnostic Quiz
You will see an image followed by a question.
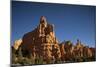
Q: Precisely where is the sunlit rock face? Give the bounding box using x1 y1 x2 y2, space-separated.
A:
59 39 96 61
13 39 22 50
20 16 61 63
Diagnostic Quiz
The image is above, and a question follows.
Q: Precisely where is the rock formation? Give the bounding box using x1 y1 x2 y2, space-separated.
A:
13 39 22 50
59 39 96 62
20 16 61 63
12 16 96 65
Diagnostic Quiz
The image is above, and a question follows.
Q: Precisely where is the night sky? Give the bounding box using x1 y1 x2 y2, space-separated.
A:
12 1 96 47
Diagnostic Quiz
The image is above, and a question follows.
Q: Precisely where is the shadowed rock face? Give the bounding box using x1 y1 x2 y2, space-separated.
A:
20 16 61 62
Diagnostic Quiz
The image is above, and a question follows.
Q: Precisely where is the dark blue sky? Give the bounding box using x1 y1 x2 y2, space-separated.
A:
12 1 96 47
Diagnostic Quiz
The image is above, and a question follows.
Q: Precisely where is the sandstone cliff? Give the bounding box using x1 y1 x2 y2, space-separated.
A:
20 16 61 63
12 16 96 65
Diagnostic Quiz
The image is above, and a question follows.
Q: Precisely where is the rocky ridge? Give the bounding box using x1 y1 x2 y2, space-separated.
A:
12 16 96 65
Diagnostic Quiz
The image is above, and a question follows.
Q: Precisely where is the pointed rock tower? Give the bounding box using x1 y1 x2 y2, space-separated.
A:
20 16 61 63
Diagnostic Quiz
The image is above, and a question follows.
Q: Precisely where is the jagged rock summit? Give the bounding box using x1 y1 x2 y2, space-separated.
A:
20 16 61 63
